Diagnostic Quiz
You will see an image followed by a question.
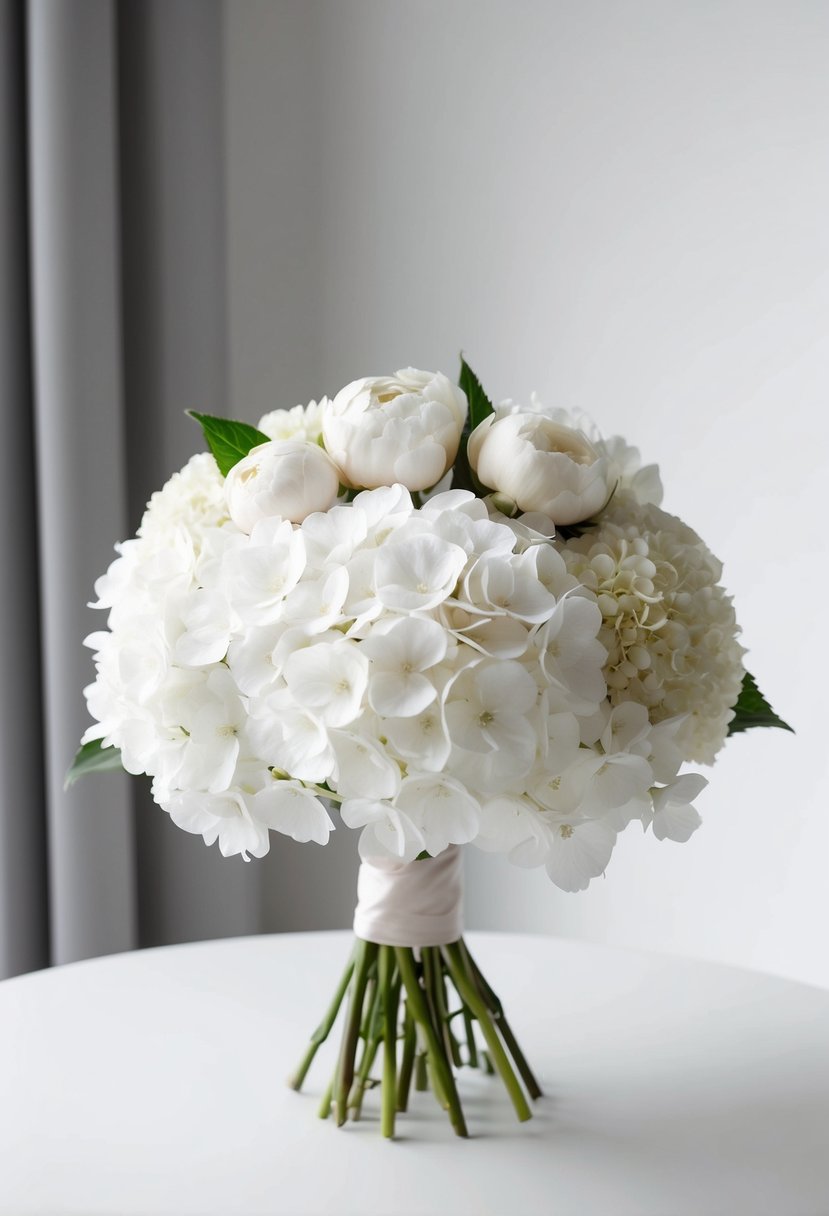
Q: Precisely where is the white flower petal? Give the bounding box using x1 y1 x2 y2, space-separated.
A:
652 801 703 843
544 820 617 892
370 671 437 718
341 798 425 863
285 640 368 727
375 535 468 612
474 795 546 856
651 773 707 842
329 731 401 800
395 774 480 855
384 705 452 771
252 783 335 845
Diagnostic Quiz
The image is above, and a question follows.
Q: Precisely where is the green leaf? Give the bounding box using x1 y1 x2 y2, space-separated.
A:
728 670 794 736
186 411 270 478
452 356 494 496
64 739 124 789
459 356 495 431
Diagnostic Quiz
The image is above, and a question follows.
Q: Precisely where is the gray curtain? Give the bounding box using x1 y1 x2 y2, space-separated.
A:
0 0 358 981
0 0 49 979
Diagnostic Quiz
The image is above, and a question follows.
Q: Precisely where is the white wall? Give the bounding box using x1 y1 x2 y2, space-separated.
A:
225 1 829 987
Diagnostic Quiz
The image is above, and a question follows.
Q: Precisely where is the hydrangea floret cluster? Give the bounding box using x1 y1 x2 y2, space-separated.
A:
71 358 790 1138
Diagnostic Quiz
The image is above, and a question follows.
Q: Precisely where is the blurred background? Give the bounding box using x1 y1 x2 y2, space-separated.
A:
2 0 827 986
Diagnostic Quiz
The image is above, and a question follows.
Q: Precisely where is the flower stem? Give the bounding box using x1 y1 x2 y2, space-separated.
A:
378 946 398 1139
415 953 450 1113
360 974 379 1042
462 1004 478 1068
395 946 468 1138
459 939 543 1100
430 947 463 1068
442 942 532 1123
421 947 444 1056
289 946 356 1091
318 1072 335 1119
349 1039 380 1120
348 975 381 1119
334 938 377 1126
396 1002 417 1111
414 1049 429 1091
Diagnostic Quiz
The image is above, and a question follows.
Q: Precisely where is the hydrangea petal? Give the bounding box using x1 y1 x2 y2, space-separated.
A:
252 783 335 845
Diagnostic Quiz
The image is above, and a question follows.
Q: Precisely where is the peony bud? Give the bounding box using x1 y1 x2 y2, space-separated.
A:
225 439 340 532
321 368 468 492
467 413 612 525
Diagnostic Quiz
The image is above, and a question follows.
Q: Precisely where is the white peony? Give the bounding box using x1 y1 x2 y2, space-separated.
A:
225 439 341 532
493 395 663 508
322 368 468 491
468 412 613 525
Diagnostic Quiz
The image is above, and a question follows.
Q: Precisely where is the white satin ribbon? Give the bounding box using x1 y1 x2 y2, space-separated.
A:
353 846 464 947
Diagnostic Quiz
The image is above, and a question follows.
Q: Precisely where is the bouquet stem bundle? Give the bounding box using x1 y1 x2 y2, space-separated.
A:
289 936 541 1138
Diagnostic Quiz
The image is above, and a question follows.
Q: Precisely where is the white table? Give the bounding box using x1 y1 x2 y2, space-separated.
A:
1 931 828 1216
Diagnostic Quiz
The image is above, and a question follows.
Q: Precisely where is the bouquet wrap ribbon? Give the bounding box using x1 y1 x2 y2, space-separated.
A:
353 845 463 947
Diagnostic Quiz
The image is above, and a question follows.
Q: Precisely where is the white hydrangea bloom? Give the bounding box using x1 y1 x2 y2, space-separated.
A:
557 493 745 764
138 452 230 546
258 399 327 445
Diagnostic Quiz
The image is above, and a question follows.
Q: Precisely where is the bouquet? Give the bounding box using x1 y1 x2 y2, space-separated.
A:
70 359 790 1137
